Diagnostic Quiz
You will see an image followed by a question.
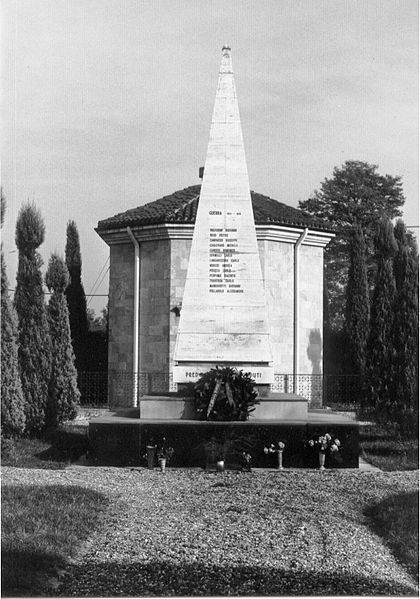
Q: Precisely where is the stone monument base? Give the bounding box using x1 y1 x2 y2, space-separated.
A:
136 392 308 421
88 409 359 469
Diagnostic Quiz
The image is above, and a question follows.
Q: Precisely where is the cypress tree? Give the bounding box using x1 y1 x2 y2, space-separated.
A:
365 219 398 418
345 226 370 379
299 161 404 330
393 219 407 292
1 193 26 437
46 254 80 427
65 221 89 372
14 202 51 434
391 221 419 435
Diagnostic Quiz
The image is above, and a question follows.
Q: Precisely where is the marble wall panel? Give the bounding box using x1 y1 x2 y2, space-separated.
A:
260 239 295 373
108 244 134 373
169 239 192 369
299 245 324 376
139 239 171 372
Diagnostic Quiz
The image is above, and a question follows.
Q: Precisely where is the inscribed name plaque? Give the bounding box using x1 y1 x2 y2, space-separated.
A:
173 46 273 384
174 366 274 384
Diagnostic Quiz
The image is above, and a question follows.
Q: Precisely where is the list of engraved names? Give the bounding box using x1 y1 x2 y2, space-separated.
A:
208 211 243 294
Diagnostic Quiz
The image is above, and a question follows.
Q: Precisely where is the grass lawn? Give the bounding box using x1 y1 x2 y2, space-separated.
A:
2 466 418 597
1 483 109 596
367 490 418 582
360 424 419 471
1 425 88 469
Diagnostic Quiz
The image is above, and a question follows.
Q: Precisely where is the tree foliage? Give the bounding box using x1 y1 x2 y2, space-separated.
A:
364 219 398 415
1 188 5 227
14 203 51 434
299 161 404 330
65 220 89 371
15 202 46 253
344 225 370 377
1 193 26 437
390 221 419 435
46 254 80 427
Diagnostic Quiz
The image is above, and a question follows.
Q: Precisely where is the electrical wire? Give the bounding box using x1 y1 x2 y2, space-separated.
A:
86 257 110 299
87 263 110 305
87 266 110 307
8 289 108 296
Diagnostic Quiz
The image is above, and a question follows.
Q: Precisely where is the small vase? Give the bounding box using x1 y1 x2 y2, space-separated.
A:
216 460 225 473
146 446 156 470
319 452 326 470
276 450 284 470
159 458 166 473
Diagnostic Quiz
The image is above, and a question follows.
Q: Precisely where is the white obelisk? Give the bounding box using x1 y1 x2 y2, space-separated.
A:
173 46 273 384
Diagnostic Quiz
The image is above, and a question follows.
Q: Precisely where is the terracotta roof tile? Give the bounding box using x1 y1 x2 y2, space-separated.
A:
97 185 331 232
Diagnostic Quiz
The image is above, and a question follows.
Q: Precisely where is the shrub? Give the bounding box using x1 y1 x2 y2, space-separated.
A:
65 221 89 372
1 249 26 437
46 254 80 427
365 219 397 415
1 437 17 460
345 225 370 377
14 203 51 434
391 221 419 435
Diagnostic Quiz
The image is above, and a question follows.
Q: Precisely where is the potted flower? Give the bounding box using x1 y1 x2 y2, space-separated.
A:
264 441 286 470
216 458 225 473
145 438 157 470
241 451 252 472
203 436 229 472
156 437 174 473
307 434 340 470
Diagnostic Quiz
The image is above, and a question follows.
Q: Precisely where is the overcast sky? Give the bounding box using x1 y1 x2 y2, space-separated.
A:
2 0 418 313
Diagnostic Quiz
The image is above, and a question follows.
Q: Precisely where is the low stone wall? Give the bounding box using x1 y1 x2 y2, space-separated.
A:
88 419 359 469
137 394 308 421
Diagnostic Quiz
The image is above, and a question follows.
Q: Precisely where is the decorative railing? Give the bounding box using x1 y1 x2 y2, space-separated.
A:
77 371 362 409
271 374 324 406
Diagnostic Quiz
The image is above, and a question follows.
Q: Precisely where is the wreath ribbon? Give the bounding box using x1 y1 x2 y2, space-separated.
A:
206 377 235 418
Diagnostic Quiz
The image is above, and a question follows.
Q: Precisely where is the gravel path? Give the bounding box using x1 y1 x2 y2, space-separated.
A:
2 466 418 596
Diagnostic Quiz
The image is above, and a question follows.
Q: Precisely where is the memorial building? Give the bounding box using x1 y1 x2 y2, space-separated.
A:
96 46 334 409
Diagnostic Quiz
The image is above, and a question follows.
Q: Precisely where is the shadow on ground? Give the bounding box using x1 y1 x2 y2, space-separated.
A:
2 549 67 597
1 427 89 469
365 491 419 583
56 559 417 597
2 485 108 597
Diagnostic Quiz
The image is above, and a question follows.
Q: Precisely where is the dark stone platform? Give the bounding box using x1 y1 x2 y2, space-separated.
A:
88 408 359 469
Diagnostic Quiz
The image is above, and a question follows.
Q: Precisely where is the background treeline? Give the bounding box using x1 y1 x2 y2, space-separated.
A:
1 196 107 439
300 161 419 436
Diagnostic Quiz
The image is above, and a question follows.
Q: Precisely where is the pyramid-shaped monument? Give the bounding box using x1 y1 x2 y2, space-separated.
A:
173 46 273 383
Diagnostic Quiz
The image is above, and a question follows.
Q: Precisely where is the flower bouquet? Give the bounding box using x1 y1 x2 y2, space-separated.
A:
264 441 286 470
144 438 157 470
241 451 252 472
307 433 340 470
156 437 174 472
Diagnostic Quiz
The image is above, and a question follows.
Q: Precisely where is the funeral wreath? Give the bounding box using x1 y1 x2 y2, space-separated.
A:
194 366 260 421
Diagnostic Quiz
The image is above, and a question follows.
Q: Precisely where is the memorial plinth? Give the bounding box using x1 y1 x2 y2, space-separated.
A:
173 45 273 384
88 408 359 468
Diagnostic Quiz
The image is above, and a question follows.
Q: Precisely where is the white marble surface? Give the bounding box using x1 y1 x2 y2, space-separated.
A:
174 47 272 379
173 364 274 384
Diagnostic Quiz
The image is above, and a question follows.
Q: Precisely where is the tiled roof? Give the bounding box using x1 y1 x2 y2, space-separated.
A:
97 185 331 232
